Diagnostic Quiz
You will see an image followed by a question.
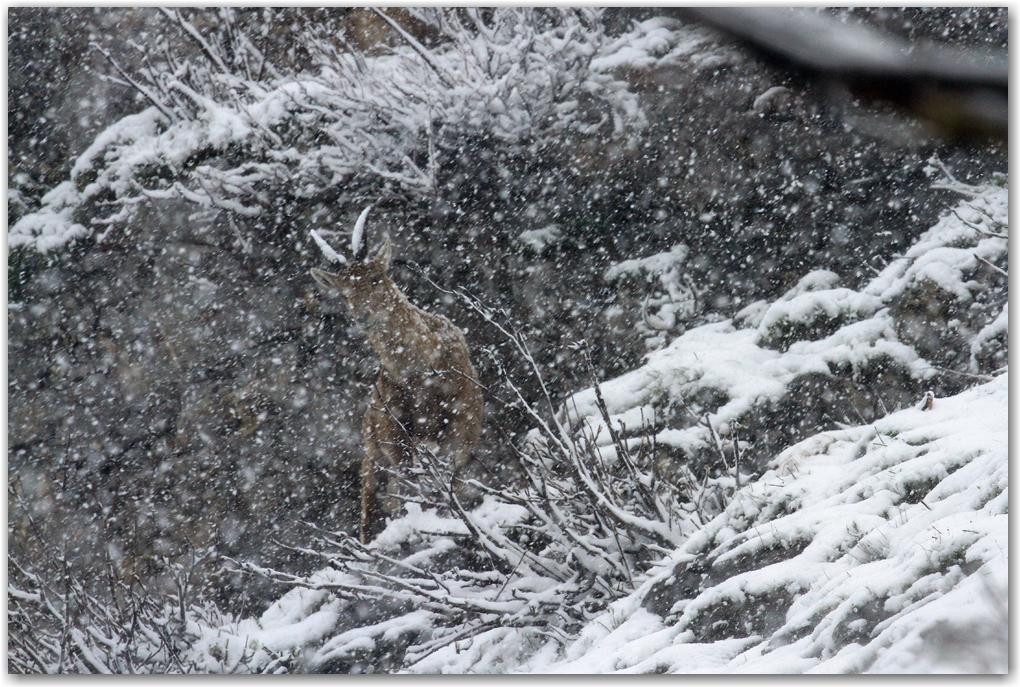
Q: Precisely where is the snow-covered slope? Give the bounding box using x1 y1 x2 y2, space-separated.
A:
566 178 1007 477
177 179 1006 674
180 370 1007 674
516 372 1007 673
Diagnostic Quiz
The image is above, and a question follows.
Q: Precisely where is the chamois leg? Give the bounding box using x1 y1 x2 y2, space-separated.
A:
444 388 485 495
360 400 390 544
359 452 387 544
360 401 409 543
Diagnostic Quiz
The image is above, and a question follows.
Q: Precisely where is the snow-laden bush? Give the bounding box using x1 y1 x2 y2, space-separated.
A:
145 375 1008 673
604 244 703 351
6 270 730 674
505 371 1008 673
9 9 703 254
206 290 729 673
8 534 222 674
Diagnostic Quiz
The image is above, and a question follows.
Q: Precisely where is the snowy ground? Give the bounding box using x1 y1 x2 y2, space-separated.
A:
183 371 1006 674
177 182 1007 674
518 372 1007 673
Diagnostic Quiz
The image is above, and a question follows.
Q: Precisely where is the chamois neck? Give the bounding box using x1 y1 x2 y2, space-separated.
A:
364 282 442 377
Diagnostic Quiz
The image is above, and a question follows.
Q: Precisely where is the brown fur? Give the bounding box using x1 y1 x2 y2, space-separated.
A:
312 238 483 543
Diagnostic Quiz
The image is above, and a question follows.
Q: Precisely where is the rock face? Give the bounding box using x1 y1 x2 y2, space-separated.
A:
8 9 156 216
9 200 371 599
7 8 1007 611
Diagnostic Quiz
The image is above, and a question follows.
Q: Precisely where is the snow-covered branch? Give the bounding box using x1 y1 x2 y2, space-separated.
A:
208 286 723 672
11 8 681 254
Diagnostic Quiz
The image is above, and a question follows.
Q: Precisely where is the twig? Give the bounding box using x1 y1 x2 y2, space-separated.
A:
974 252 1007 277
91 43 176 123
369 8 454 88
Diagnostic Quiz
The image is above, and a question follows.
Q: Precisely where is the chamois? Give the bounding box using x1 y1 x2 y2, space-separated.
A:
310 208 484 543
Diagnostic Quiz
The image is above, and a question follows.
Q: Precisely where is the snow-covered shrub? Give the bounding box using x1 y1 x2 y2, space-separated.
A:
168 289 734 673
605 244 703 350
757 271 881 352
514 371 1008 673
878 169 1008 373
8 539 222 674
9 6 1008 672
9 8 682 254
969 302 1007 374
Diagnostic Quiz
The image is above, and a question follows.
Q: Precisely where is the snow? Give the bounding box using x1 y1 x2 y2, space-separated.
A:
8 181 89 254
863 179 1007 304
517 224 563 252
970 302 1007 370
590 18 719 72
170 181 1006 674
371 501 471 550
186 585 343 673
605 243 689 281
368 371 1005 675
10 12 715 256
70 107 165 179
604 244 697 349
757 284 881 336
517 372 1007 673
752 86 793 113
8 8 1006 671
570 184 1005 461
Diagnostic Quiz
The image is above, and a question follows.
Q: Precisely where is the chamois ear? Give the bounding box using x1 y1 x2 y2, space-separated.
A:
310 268 342 290
372 235 392 273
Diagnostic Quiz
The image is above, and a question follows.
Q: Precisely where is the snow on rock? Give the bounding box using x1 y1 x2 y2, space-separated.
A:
568 322 781 451
518 181 1007 674
528 372 1007 673
568 183 1006 467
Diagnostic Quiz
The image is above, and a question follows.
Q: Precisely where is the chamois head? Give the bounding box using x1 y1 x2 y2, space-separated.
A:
310 205 393 327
